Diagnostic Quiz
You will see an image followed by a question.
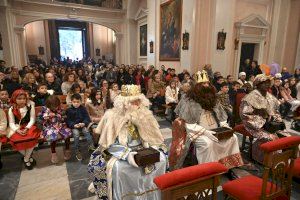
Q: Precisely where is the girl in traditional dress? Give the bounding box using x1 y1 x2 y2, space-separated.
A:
8 89 40 170
39 95 72 164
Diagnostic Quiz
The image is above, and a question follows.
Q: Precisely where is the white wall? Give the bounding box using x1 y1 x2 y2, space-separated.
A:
92 24 115 61
25 20 48 62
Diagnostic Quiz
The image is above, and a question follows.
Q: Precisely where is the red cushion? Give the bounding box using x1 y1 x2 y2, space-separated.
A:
260 136 300 153
293 158 300 177
154 162 228 190
233 124 252 137
222 175 288 200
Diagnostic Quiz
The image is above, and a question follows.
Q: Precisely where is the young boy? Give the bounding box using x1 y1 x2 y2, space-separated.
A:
66 93 94 161
0 89 10 109
33 83 50 106
217 82 233 126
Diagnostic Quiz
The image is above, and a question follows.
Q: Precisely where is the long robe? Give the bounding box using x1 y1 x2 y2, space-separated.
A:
169 97 243 170
88 110 167 200
240 89 282 163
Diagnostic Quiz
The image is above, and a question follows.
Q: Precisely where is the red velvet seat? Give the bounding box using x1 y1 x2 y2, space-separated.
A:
222 136 300 200
222 175 288 200
292 158 300 178
154 162 228 200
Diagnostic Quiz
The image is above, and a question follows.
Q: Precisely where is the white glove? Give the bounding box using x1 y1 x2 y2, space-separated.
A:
143 142 149 148
204 130 219 143
220 121 231 128
127 152 139 168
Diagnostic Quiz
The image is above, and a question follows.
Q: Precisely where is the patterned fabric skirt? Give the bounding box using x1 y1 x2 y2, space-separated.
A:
42 126 72 142
9 126 40 150
88 149 109 200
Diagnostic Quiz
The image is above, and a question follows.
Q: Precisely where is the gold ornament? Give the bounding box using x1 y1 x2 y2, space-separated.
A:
193 70 210 83
121 85 141 96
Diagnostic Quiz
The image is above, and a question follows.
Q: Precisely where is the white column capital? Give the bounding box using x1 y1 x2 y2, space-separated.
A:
14 26 25 34
115 32 123 40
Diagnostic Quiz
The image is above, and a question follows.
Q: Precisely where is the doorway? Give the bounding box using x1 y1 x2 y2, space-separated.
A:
239 43 254 72
58 28 84 61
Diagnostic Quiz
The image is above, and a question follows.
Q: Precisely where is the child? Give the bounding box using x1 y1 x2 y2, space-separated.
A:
165 79 179 121
85 88 105 146
217 82 233 126
66 93 94 161
0 89 10 109
8 89 40 170
0 108 7 169
33 83 50 106
66 83 82 106
39 96 72 164
109 83 120 102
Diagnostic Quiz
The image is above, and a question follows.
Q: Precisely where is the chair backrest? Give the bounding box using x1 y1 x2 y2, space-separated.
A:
154 162 228 200
260 136 300 200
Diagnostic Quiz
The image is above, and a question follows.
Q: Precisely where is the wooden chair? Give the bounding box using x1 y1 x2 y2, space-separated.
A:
154 162 228 200
292 158 300 178
222 136 300 200
233 124 253 159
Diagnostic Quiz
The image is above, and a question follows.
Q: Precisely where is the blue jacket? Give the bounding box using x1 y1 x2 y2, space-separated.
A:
66 105 91 129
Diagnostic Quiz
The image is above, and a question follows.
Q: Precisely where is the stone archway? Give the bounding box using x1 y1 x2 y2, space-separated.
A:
2 0 126 67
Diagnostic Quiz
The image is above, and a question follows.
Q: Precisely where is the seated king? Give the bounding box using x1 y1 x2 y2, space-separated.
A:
88 84 167 200
169 70 243 171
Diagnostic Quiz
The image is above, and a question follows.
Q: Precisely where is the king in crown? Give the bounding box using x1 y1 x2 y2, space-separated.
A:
169 69 244 172
88 85 167 200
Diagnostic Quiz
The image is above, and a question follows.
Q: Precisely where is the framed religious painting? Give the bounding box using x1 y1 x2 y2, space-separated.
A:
139 24 147 57
159 0 182 61
217 29 226 50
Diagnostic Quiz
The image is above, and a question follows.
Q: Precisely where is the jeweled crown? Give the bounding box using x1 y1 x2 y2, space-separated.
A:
121 85 141 96
194 70 210 83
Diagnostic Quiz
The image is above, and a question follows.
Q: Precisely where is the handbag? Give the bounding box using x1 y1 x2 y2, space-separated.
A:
263 120 286 133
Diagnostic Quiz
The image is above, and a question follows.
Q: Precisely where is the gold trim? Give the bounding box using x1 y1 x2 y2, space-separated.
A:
121 187 159 200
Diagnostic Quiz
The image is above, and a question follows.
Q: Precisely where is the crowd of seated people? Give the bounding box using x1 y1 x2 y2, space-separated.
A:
0 57 299 174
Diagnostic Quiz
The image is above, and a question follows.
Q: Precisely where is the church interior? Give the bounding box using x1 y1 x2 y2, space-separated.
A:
0 0 300 200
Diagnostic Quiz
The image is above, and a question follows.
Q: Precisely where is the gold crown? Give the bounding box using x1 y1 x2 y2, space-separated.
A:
121 85 141 96
193 70 210 83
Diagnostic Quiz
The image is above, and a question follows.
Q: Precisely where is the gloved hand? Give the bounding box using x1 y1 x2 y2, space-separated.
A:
220 121 231 128
143 142 149 148
127 152 139 168
203 130 219 143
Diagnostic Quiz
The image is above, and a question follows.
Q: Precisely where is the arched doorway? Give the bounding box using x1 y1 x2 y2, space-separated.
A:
24 19 116 65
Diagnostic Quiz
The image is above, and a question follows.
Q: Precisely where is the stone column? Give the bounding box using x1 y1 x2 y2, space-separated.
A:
14 26 27 67
115 32 123 65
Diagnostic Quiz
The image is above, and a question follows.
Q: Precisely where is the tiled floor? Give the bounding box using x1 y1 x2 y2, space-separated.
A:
0 117 300 200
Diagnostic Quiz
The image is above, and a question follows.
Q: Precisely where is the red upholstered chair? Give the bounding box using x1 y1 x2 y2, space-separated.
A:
233 124 253 159
154 162 228 200
292 158 300 178
222 136 300 200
